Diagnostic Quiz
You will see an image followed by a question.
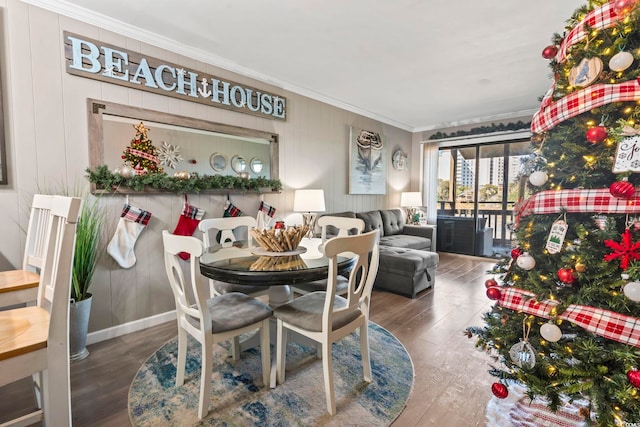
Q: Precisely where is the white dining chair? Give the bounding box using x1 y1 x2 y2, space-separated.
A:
274 229 380 415
198 216 269 298
0 194 55 307
0 195 82 427
162 230 272 420
292 216 365 296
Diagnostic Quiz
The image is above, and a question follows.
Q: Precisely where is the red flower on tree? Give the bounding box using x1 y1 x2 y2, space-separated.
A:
604 228 640 270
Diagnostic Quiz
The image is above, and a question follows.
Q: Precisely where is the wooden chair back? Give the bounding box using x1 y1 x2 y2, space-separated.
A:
199 216 257 248
23 194 56 272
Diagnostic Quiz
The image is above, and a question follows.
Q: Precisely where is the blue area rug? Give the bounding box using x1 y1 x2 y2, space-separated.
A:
128 322 413 426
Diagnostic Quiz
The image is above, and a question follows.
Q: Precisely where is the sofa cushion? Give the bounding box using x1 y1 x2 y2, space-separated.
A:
356 210 385 237
380 234 431 250
380 209 404 236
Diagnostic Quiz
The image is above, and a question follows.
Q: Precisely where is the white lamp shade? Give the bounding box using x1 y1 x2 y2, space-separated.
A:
400 192 423 207
293 189 326 212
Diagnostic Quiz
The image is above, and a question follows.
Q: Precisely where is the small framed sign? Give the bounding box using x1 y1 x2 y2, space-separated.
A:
613 135 640 173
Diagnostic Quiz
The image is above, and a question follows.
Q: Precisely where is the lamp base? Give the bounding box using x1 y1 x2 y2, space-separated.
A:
301 212 317 238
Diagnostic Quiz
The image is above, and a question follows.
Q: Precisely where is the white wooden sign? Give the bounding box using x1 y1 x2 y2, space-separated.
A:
613 135 640 173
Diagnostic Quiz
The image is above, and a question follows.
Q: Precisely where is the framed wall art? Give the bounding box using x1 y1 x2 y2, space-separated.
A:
349 126 386 194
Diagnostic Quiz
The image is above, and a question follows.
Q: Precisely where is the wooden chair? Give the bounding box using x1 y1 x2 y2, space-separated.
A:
162 230 273 419
0 194 55 307
198 216 268 298
0 195 82 426
292 216 365 295
274 229 380 415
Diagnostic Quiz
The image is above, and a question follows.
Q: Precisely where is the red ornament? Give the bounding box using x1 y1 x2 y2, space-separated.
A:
613 0 638 15
511 247 523 259
491 382 508 399
585 126 607 144
628 370 640 388
189 159 197 164
485 278 498 288
486 287 501 300
610 180 636 199
604 228 640 270
541 45 558 60
557 267 577 285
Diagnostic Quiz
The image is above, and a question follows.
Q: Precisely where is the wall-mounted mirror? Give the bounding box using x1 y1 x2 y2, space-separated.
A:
250 157 264 174
231 155 246 173
87 99 279 192
210 153 227 172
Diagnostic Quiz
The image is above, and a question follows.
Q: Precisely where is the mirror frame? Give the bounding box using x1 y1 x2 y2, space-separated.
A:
209 152 227 172
230 155 246 173
250 157 264 174
87 98 279 193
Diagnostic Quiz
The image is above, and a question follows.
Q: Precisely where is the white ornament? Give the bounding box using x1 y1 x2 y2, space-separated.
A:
529 171 549 187
540 322 562 342
516 252 536 270
609 51 634 72
624 281 640 302
158 141 183 169
120 165 135 178
113 166 122 175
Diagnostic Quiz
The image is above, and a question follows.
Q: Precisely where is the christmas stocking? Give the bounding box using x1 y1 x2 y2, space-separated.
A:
173 202 206 260
256 200 276 230
217 201 243 243
107 204 152 269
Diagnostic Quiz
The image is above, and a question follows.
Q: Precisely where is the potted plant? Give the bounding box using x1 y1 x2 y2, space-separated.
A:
69 194 105 361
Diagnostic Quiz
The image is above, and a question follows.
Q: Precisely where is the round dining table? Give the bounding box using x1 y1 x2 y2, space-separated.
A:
199 238 356 306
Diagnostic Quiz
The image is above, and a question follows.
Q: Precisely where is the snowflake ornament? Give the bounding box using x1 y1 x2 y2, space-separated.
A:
157 141 183 169
604 228 640 270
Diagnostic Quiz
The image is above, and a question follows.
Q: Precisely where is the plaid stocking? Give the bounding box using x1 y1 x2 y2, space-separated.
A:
107 204 152 269
173 203 206 260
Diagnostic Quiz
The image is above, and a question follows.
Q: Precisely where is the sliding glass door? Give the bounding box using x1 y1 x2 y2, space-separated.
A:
436 139 532 258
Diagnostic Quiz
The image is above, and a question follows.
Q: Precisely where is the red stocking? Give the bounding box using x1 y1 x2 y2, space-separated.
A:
173 202 206 260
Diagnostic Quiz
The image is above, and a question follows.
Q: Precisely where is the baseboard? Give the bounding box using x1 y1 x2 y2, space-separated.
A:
86 310 177 345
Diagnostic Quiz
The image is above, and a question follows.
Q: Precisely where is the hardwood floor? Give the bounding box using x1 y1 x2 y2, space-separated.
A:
0 252 497 426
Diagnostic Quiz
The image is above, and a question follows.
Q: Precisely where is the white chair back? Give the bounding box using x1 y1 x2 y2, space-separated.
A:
23 194 55 272
199 216 257 248
323 229 379 321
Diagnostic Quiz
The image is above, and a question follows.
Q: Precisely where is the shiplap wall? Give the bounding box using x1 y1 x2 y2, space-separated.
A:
0 0 413 333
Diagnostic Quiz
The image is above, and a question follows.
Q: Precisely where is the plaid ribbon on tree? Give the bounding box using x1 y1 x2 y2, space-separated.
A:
513 189 640 227
121 204 152 225
258 201 276 217
498 287 558 319
557 1 619 63
127 147 160 164
559 305 640 348
532 1 629 133
532 79 640 133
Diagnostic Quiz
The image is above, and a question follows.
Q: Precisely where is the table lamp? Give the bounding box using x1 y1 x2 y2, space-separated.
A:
400 191 423 225
294 189 326 238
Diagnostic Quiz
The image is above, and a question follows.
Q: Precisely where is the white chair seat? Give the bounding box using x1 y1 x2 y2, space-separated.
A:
186 292 272 333
274 292 361 332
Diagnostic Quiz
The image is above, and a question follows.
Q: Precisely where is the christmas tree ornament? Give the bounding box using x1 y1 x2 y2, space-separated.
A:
557 267 577 284
491 382 508 399
509 318 536 368
107 203 152 269
119 165 135 178
623 281 640 301
529 170 548 186
516 252 536 270
609 179 635 199
485 278 498 288
628 370 640 388
609 51 634 72
546 218 568 254
486 287 502 300
113 166 122 175
540 321 563 342
501 314 510 325
593 214 608 230
585 125 607 144
511 247 523 259
568 57 603 87
613 0 638 15
575 261 586 273
173 171 191 180
541 45 558 60
604 228 640 269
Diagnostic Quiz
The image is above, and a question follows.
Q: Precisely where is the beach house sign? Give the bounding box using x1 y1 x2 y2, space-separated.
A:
64 32 286 120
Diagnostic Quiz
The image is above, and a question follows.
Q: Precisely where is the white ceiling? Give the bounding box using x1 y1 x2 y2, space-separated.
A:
31 0 584 132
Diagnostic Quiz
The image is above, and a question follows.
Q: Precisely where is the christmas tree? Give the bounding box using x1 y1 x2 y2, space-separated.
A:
121 122 163 175
467 1 640 424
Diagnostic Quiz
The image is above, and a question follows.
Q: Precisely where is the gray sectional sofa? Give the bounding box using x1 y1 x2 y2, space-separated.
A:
318 208 439 298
